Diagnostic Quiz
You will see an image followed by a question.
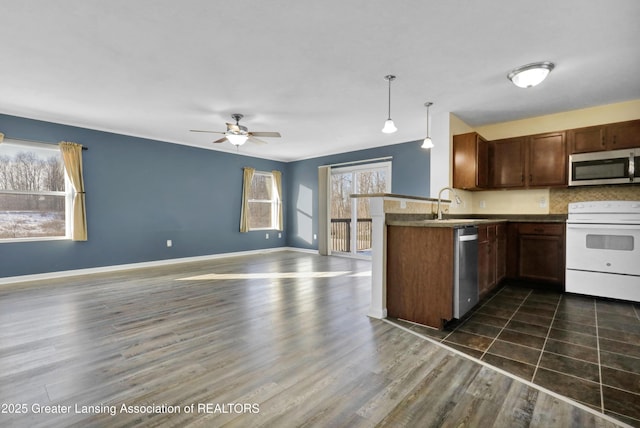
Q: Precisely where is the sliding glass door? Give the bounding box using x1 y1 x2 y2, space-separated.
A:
330 162 390 257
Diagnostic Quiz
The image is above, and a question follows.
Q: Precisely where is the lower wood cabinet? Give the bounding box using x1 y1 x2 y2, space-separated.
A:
507 222 565 289
386 226 453 329
478 223 506 297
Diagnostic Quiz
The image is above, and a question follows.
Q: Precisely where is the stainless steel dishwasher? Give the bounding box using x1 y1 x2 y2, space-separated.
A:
453 226 479 318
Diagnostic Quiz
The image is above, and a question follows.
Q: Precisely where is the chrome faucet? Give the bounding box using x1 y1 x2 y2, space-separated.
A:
437 187 462 220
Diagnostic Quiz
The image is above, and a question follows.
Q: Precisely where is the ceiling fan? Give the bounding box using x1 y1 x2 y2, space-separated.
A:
190 114 281 146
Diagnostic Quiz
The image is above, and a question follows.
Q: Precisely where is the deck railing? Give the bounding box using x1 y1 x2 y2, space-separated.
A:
330 218 372 253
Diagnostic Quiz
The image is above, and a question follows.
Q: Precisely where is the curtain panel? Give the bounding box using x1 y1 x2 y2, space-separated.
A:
239 167 255 233
317 166 331 255
271 170 283 231
59 142 88 241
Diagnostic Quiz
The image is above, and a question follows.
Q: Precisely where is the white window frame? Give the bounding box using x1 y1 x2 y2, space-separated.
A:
248 170 279 231
0 138 72 243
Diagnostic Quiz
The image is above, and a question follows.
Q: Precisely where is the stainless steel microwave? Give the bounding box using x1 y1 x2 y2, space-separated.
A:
569 148 637 186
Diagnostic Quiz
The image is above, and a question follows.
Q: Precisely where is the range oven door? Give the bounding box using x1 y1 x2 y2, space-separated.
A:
566 223 640 276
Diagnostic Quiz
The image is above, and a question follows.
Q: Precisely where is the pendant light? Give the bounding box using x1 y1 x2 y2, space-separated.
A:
421 102 434 149
381 75 397 133
507 61 555 88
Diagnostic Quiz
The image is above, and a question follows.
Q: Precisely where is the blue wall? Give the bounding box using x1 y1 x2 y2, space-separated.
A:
1 113 430 277
285 142 430 250
0 114 287 277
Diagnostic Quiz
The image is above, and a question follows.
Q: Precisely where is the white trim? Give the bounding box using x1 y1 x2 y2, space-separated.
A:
0 246 311 286
319 156 392 169
383 319 634 428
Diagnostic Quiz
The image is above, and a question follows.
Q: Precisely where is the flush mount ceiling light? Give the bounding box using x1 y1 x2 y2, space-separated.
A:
507 61 555 88
381 75 397 133
421 102 434 149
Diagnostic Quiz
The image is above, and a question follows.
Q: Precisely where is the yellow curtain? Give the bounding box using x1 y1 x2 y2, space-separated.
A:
272 170 283 231
59 142 88 241
0 132 4 143
240 167 255 233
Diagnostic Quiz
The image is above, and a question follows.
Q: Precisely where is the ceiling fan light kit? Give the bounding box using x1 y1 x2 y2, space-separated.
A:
226 133 249 146
421 101 434 149
382 75 397 133
508 61 555 88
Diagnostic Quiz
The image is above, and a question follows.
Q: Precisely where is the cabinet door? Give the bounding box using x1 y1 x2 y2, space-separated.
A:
568 125 606 154
528 132 567 187
491 137 526 188
477 225 490 296
518 234 564 283
453 133 489 190
608 120 640 150
517 223 565 286
478 240 490 296
495 223 507 282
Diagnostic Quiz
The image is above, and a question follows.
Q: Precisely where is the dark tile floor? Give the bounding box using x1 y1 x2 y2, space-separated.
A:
389 283 640 427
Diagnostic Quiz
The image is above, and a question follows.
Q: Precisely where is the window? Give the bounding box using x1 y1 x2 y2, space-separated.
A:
0 139 70 241
247 171 279 230
329 161 391 255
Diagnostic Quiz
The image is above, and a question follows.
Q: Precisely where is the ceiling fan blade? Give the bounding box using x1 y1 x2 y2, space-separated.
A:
212 137 228 144
249 131 281 138
190 129 225 134
248 136 268 145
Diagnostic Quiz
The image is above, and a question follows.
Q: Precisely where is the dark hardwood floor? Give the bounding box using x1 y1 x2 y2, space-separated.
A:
0 251 628 427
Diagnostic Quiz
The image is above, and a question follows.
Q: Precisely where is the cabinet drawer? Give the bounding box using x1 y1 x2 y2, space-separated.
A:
518 223 564 236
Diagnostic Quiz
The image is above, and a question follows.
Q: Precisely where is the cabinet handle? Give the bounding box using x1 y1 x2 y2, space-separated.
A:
602 135 606 147
534 228 544 233
612 135 616 146
521 174 525 183
529 174 533 182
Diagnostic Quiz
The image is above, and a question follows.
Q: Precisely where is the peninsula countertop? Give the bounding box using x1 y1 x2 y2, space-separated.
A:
386 214 567 227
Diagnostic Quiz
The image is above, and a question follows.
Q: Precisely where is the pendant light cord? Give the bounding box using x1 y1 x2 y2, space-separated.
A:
384 75 396 120
387 78 392 120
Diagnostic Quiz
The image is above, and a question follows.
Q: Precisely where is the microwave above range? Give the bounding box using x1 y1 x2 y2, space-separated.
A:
569 148 638 186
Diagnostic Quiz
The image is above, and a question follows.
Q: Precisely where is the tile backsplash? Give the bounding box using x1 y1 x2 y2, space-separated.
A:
550 185 640 214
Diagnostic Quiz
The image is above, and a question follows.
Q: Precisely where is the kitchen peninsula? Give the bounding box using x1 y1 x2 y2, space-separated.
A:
386 218 506 329
358 193 567 330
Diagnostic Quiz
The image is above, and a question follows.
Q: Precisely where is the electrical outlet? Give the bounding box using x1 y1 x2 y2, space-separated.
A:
278 232 282 238
166 239 172 247
539 198 547 208
479 200 486 209
400 200 407 209
313 234 317 240
265 233 269 239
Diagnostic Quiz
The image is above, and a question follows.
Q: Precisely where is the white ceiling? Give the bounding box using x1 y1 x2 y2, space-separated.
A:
1 1 639 161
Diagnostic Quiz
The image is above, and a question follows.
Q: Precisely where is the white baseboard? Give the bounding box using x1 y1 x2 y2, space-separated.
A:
0 246 318 286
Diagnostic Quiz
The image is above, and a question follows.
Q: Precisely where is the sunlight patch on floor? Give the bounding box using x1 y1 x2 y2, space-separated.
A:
176 271 353 281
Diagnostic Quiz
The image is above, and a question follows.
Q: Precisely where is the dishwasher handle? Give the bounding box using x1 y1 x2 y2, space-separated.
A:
458 234 478 242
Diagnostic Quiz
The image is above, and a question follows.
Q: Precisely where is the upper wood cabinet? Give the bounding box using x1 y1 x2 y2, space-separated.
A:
528 132 567 187
568 119 640 154
490 136 526 188
452 132 489 190
490 132 567 188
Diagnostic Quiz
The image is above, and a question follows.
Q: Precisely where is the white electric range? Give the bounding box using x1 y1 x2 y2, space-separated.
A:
566 200 640 302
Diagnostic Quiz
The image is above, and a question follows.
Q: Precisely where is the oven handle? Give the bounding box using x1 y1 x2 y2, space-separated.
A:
566 222 640 230
631 151 635 182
